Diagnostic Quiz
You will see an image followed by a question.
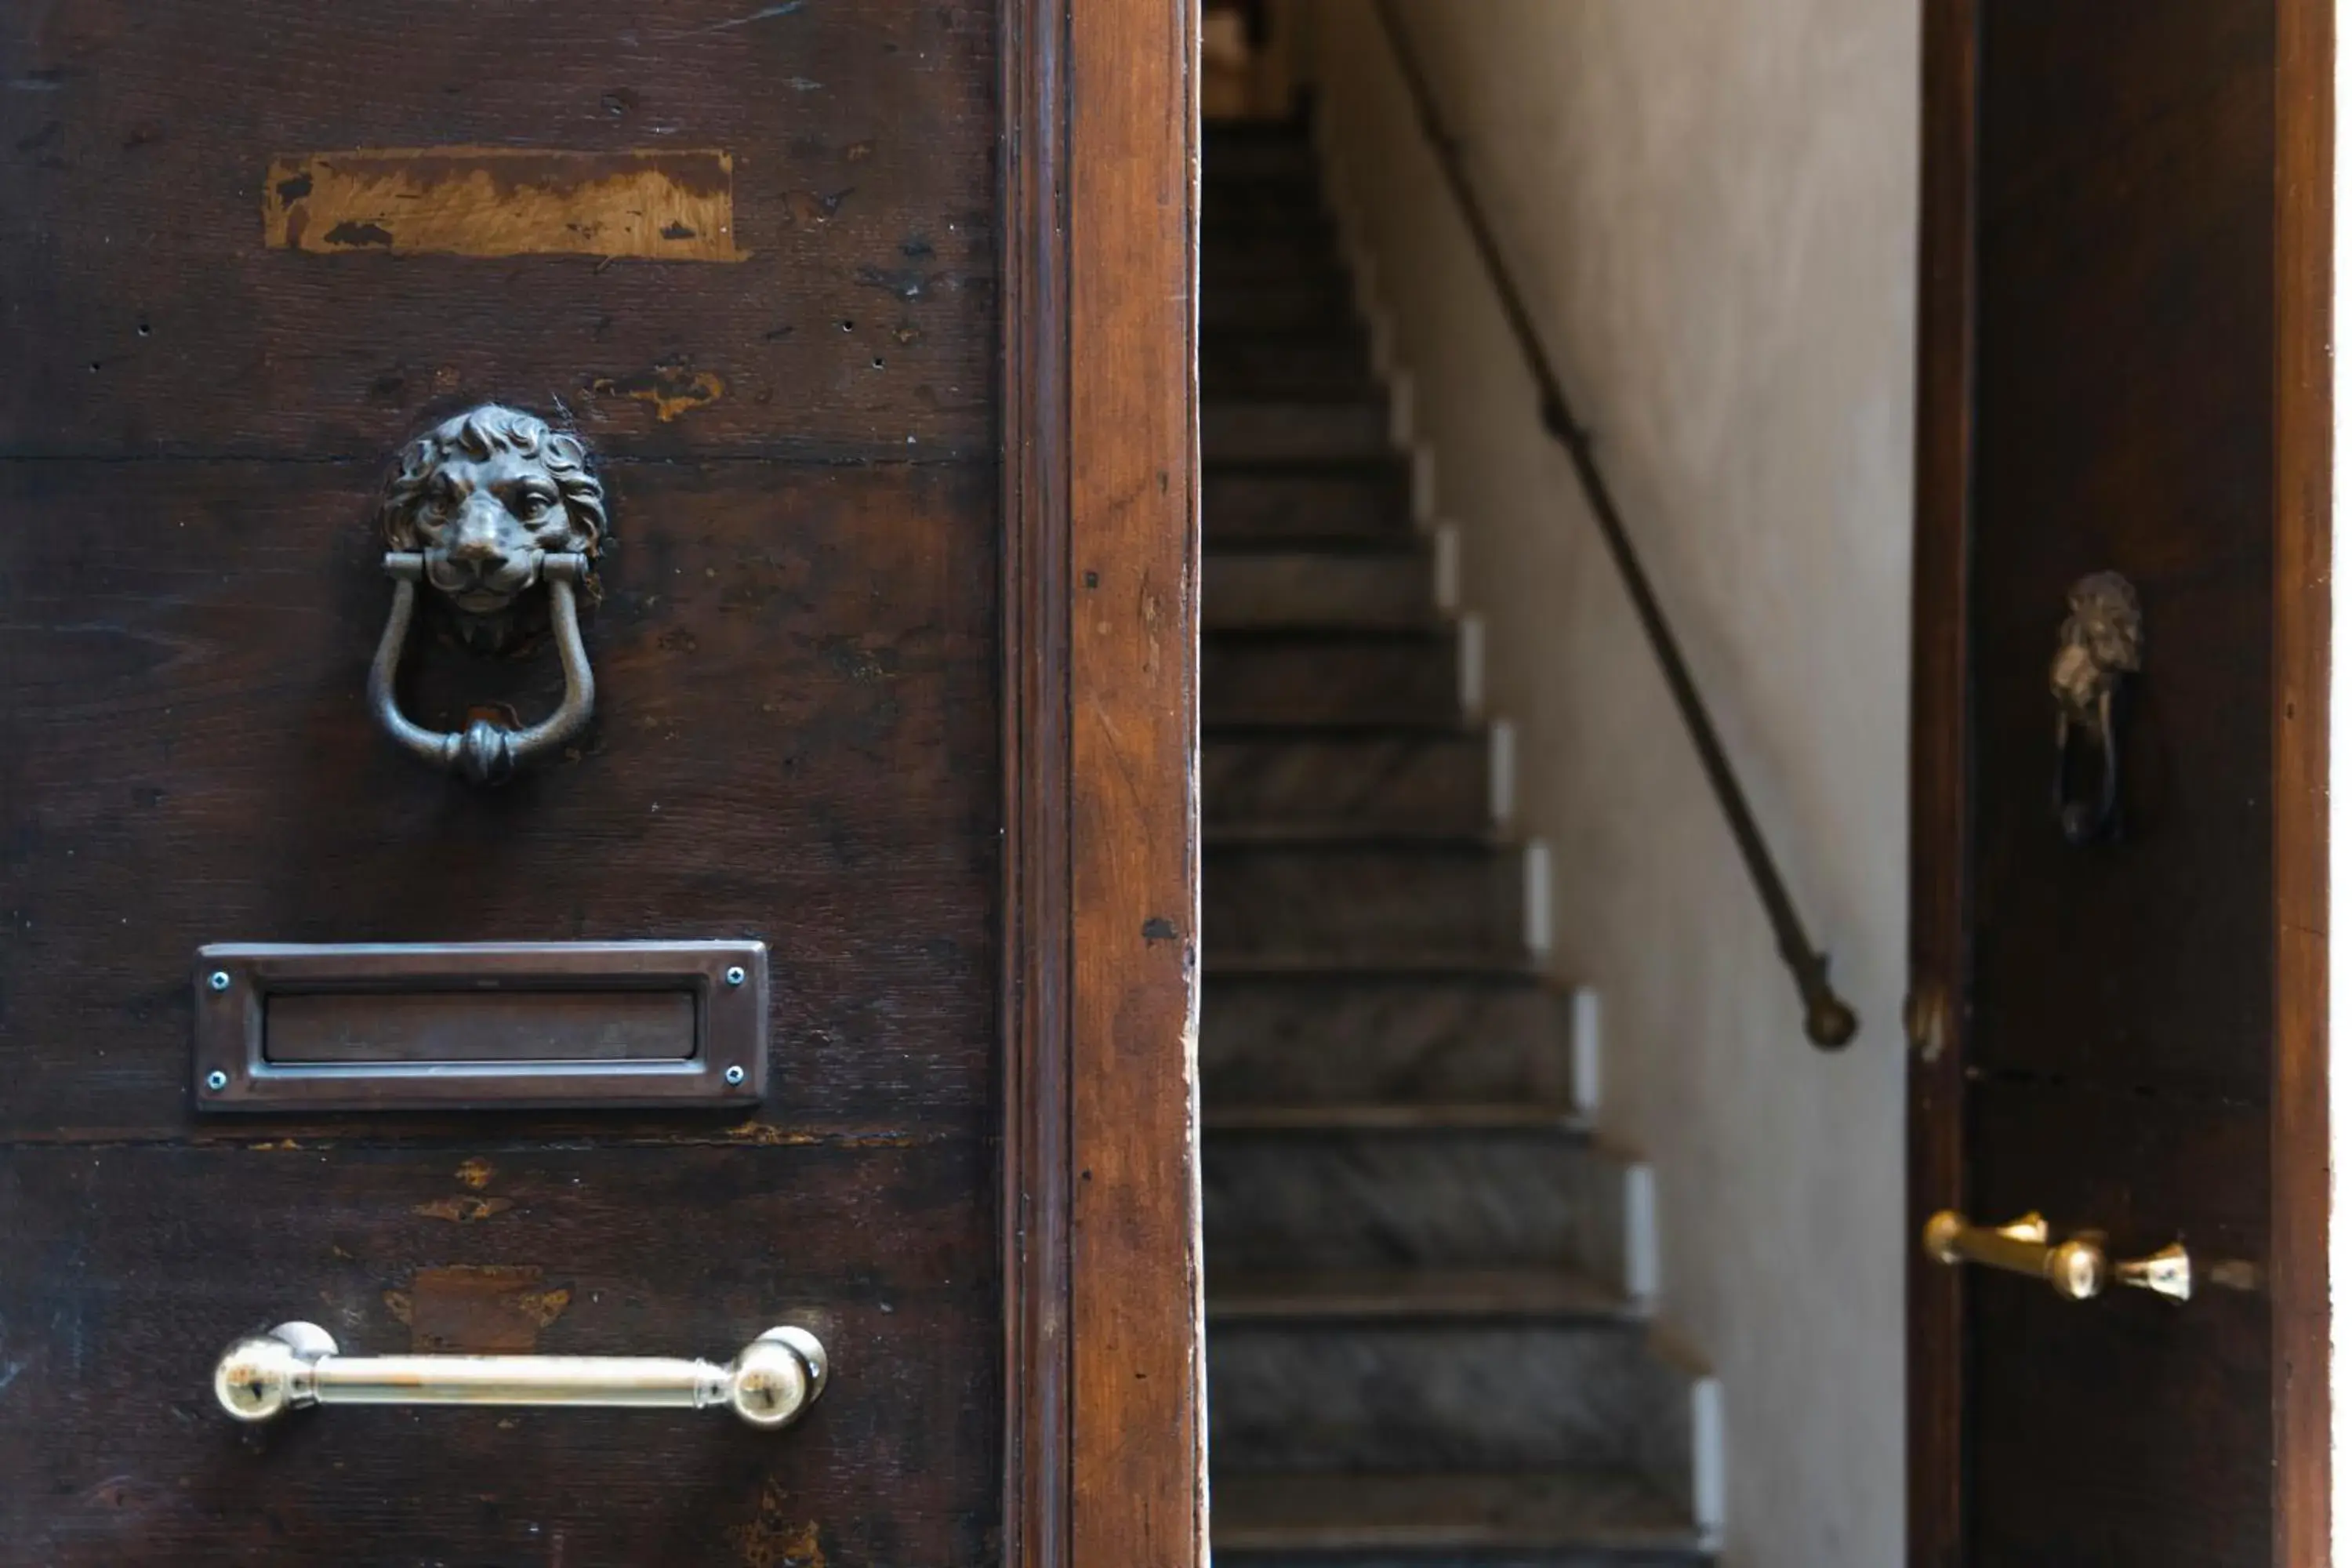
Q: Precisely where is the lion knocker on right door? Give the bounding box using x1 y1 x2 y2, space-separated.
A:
2049 570 2142 846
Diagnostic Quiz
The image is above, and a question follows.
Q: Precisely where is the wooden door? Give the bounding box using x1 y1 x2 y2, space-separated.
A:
0 3 1204 1564
1909 2 2329 1563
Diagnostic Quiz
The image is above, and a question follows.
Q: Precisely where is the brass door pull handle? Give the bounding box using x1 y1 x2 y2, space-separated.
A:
1923 1210 2191 1302
213 1321 828 1430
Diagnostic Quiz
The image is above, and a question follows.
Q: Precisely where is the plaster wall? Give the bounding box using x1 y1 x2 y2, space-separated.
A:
1298 7 1918 1563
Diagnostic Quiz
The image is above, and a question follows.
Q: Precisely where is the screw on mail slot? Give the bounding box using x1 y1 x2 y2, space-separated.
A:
191 942 767 1112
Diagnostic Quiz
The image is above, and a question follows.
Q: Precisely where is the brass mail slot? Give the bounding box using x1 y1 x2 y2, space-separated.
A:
193 942 767 1112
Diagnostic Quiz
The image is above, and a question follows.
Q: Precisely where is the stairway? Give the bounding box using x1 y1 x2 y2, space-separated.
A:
1201 118 1716 1566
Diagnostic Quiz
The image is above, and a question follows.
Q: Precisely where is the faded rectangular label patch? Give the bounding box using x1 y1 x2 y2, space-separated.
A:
263 147 740 260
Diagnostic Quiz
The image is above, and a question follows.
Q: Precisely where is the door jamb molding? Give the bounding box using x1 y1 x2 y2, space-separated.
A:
1000 2 1207 1563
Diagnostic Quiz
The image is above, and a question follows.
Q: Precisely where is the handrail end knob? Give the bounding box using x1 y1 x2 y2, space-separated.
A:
1805 989 1859 1050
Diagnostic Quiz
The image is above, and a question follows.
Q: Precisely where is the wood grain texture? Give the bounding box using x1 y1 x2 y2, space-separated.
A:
2270 0 2332 1556
0 1141 997 1566
0 0 996 461
1067 0 1207 1565
1907 5 1976 1561
998 0 1074 1559
0 461 996 1143
1967 1 2279 1102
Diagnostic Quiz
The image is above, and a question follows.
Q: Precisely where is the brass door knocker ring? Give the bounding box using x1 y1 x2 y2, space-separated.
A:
2049 571 2142 846
365 405 607 786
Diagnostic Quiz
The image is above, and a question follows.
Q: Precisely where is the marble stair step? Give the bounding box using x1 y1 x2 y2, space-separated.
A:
1210 1470 1711 1566
1205 840 1531 960
1207 398 1393 462
1205 462 1417 547
1205 730 1494 837
1206 950 1548 978
1206 1102 1586 1133
1203 1120 1628 1279
1208 1318 1695 1477
1205 630 1464 728
1209 1264 1629 1324
1203 969 1572 1107
1206 546 1438 631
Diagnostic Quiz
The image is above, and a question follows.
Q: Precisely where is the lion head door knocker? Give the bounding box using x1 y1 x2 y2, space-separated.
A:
2049 570 2143 846
366 405 605 786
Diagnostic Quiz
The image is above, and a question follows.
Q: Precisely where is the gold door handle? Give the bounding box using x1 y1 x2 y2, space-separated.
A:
1923 1210 2191 1302
213 1321 828 1429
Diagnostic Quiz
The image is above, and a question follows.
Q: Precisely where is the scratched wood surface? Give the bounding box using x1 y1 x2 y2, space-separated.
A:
0 460 996 1144
0 0 995 460
0 1142 998 1565
0 2 1017 1562
1065 0 1208 1564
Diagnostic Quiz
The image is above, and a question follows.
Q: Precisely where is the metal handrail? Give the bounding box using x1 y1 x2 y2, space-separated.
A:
1370 0 1857 1049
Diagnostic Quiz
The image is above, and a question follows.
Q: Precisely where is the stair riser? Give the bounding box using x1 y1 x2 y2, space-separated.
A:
1206 635 1461 728
1207 136 1321 182
1202 978 1567 1106
1202 252 1353 297
1206 469 1414 545
1204 1129 1627 1281
1204 289 1360 336
1207 402 1392 462
1204 733 1490 834
1206 845 1526 958
1206 551 1434 631
1217 1548 1708 1566
1210 1323 1691 1475
1205 185 1329 227
1204 254 1354 292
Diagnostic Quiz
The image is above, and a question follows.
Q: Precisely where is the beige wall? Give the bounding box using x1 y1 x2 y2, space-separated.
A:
1298 5 1917 1563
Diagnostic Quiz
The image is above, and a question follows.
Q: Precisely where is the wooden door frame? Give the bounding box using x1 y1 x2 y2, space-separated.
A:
1000 2 1208 1566
1906 3 2332 1563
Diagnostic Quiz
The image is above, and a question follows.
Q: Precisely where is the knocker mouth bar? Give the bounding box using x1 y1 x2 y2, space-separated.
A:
368 550 597 785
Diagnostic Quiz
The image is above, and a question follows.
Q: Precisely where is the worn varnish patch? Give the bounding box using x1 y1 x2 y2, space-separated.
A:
384 1265 572 1352
263 149 742 260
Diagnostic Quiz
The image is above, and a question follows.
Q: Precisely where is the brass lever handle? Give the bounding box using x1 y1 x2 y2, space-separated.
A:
213 1321 828 1429
1923 1210 2191 1302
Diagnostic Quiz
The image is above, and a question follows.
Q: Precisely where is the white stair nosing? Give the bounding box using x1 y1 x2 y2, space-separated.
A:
1570 985 1603 1117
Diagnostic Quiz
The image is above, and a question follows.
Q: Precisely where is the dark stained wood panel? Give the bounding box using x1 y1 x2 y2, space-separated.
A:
0 0 996 460
2270 3 2333 1559
0 459 996 1141
1915 3 2328 1563
1967 0 2278 1099
0 1140 997 1567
